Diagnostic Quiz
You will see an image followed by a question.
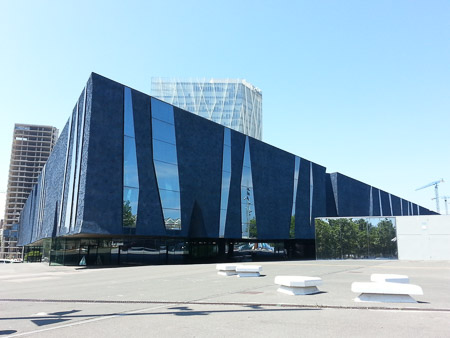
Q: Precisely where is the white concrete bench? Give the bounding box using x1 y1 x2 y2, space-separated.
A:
351 282 423 303
235 265 262 277
370 274 409 284
274 276 323 295
216 264 238 276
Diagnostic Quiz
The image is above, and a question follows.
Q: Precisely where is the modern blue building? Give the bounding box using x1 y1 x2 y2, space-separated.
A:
17 73 436 265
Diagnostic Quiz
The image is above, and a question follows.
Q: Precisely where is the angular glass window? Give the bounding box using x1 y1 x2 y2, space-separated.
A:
123 187 138 228
153 139 178 165
241 165 253 189
64 104 79 232
151 97 175 124
220 171 231 210
123 136 139 188
159 189 181 209
153 161 180 192
124 88 135 137
152 118 176 145
389 194 393 216
162 208 182 230
309 162 314 225
224 128 231 146
379 190 383 216
152 98 181 231
243 137 251 167
123 87 139 230
290 156 300 238
241 136 256 239
219 129 231 238
222 145 231 172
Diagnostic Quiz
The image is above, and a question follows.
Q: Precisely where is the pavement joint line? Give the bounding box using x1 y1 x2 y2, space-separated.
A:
1 298 449 313
5 303 172 338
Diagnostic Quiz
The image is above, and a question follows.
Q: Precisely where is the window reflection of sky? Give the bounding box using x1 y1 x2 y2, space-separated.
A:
124 187 139 215
151 98 181 230
123 87 139 229
219 129 231 238
241 136 255 238
151 98 174 124
153 139 178 164
153 161 180 191
152 118 176 144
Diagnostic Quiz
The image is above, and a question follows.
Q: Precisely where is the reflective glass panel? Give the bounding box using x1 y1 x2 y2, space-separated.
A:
123 87 139 230
309 162 313 224
124 87 135 137
219 211 227 237
124 136 139 188
220 171 231 210
123 187 138 228
241 203 255 224
162 208 182 230
241 165 253 188
153 139 178 165
154 161 180 191
379 190 383 216
152 118 176 144
224 128 231 146
292 156 300 217
151 98 174 124
219 129 232 238
159 189 181 209
389 194 393 216
315 217 397 259
243 137 251 167
64 106 78 231
223 145 231 172
241 136 256 238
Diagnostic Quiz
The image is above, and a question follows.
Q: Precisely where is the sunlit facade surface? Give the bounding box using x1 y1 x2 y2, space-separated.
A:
151 78 262 140
17 73 437 266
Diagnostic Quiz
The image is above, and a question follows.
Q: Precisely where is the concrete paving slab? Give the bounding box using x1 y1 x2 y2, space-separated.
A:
1 260 449 337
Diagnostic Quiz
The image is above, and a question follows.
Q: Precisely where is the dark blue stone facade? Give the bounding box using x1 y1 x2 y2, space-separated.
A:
18 73 438 252
327 172 437 217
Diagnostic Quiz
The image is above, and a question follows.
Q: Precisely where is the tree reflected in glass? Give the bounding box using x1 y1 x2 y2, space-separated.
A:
123 200 137 228
315 217 397 259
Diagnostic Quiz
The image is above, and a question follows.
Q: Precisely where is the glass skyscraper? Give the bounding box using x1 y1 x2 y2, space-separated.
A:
151 78 263 140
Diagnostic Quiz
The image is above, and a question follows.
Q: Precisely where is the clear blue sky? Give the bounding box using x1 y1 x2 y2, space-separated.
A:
0 0 449 215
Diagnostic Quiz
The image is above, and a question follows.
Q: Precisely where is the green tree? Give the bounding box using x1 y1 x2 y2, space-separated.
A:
249 218 257 238
355 218 370 258
289 215 295 239
123 200 136 228
377 219 397 257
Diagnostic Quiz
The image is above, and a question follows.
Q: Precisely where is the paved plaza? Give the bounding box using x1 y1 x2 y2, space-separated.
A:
1 260 450 337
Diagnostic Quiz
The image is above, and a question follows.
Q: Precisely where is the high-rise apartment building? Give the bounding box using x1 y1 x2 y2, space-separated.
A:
151 78 263 140
0 124 58 259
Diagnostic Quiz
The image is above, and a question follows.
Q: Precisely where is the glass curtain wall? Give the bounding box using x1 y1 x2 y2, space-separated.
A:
241 136 256 238
123 87 139 234
219 128 231 237
290 157 300 238
151 98 182 230
315 217 398 259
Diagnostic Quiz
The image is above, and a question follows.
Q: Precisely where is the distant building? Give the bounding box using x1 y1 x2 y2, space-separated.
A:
0 124 58 259
151 77 262 140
